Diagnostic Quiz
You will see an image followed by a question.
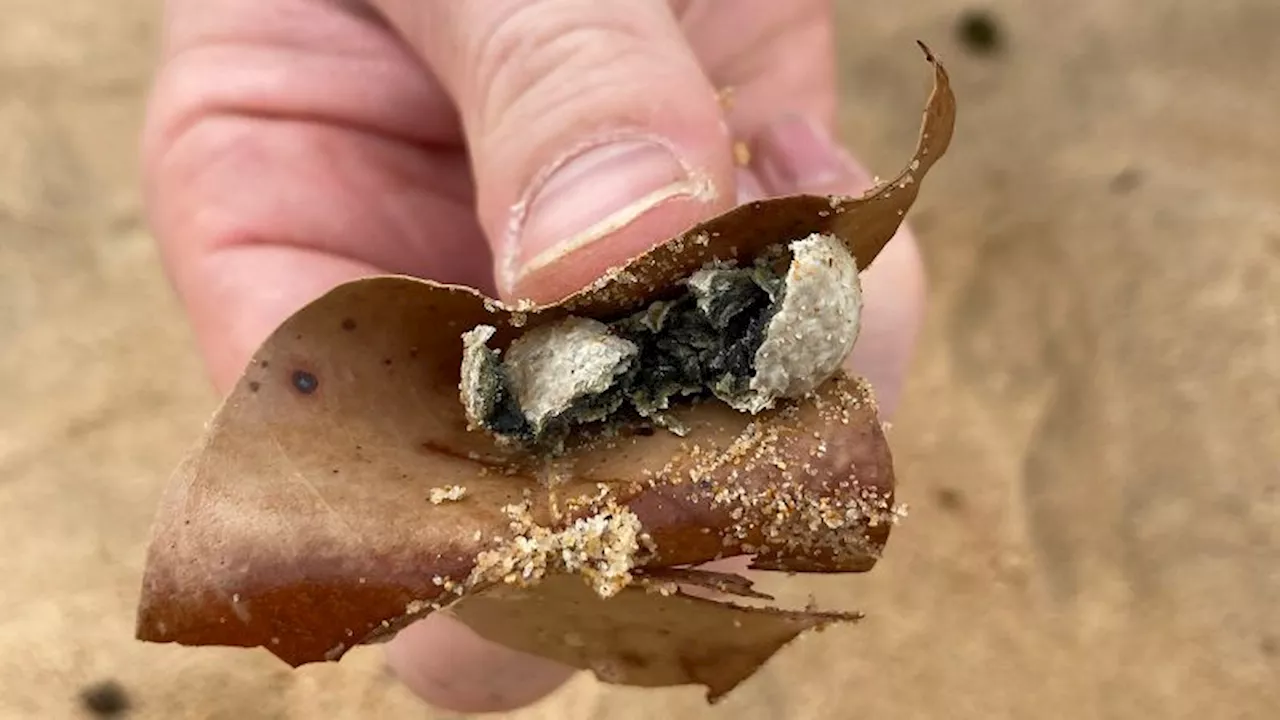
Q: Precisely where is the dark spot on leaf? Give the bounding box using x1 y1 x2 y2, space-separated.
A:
935 487 965 512
248 381 261 393
79 679 130 717
956 9 1002 55
1109 167 1143 194
291 370 319 395
341 317 357 331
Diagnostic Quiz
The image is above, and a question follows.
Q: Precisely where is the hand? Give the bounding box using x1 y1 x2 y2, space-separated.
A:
143 0 926 712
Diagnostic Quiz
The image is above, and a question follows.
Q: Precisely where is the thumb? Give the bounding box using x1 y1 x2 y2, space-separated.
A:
376 0 736 302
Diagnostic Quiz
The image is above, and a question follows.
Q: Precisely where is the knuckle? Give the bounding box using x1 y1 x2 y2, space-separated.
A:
465 2 663 134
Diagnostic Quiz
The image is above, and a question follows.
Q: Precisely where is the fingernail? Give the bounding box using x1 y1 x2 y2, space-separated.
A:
508 139 697 290
755 115 873 193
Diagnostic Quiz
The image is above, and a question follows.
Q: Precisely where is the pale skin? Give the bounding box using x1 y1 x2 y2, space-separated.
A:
143 0 926 712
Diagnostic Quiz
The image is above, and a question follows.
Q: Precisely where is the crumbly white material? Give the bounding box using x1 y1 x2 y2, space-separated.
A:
686 259 768 312
459 235 861 439
466 498 645 598
503 317 638 433
459 325 499 429
429 485 468 504
741 233 862 412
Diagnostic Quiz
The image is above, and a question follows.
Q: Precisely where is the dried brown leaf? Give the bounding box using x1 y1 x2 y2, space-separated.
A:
134 43 955 700
633 567 773 601
446 573 860 703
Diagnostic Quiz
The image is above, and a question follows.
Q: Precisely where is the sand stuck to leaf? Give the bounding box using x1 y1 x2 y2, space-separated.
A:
465 495 649 599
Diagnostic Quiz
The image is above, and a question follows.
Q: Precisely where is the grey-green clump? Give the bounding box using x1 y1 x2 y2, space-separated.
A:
459 233 863 450
613 253 785 418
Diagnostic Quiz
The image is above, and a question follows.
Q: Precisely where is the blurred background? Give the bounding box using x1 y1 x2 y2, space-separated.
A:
1 0 1277 718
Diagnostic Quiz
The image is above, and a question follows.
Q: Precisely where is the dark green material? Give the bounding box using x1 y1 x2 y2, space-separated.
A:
471 252 792 448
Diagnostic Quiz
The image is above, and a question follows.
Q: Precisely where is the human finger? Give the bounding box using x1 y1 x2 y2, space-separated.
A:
370 0 738 302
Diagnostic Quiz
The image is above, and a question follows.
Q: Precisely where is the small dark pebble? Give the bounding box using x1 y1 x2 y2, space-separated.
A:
1109 167 1144 194
956 9 1002 55
341 317 357 331
248 381 261 393
79 680 130 717
935 487 965 512
291 370 319 395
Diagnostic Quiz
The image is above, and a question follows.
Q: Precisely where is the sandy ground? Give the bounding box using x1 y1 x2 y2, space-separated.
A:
1 1 1277 718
